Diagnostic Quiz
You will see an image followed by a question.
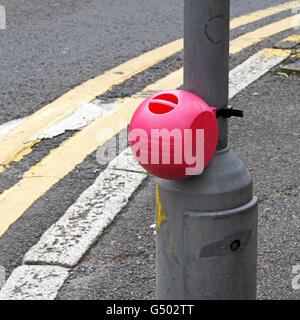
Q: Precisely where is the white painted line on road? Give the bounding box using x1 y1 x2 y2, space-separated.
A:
0 48 288 142
0 118 27 139
23 148 146 268
0 100 120 141
0 265 69 300
23 48 290 268
36 100 120 140
229 48 291 100
0 47 291 300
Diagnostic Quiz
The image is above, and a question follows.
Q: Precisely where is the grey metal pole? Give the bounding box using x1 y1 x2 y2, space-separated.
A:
156 0 258 300
184 0 229 149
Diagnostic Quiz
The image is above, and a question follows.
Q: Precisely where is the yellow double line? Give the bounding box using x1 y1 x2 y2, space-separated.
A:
0 2 299 236
0 1 299 172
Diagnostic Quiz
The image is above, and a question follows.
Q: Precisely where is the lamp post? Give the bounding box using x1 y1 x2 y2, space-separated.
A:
156 0 258 299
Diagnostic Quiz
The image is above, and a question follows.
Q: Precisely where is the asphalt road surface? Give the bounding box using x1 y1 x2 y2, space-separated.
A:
0 0 299 300
0 0 290 123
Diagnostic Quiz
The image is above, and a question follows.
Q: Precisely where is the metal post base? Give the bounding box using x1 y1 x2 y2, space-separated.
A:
156 147 258 300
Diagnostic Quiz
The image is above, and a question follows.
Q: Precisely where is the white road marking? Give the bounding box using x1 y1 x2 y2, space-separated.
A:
0 49 286 141
0 118 27 139
0 100 119 141
0 265 69 300
36 100 120 140
0 48 290 300
229 49 290 99
23 148 146 267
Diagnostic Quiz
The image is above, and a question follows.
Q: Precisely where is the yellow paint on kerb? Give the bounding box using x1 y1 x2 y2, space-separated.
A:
156 185 168 230
230 14 300 54
0 2 297 171
0 69 183 237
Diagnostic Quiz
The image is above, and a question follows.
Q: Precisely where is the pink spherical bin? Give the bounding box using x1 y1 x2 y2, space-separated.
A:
128 90 219 180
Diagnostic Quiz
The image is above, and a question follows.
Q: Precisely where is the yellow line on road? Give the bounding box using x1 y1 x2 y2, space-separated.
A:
0 46 292 236
0 1 298 172
259 48 292 58
230 14 300 54
0 69 183 236
280 34 300 43
0 38 183 170
230 1 299 29
275 34 300 49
